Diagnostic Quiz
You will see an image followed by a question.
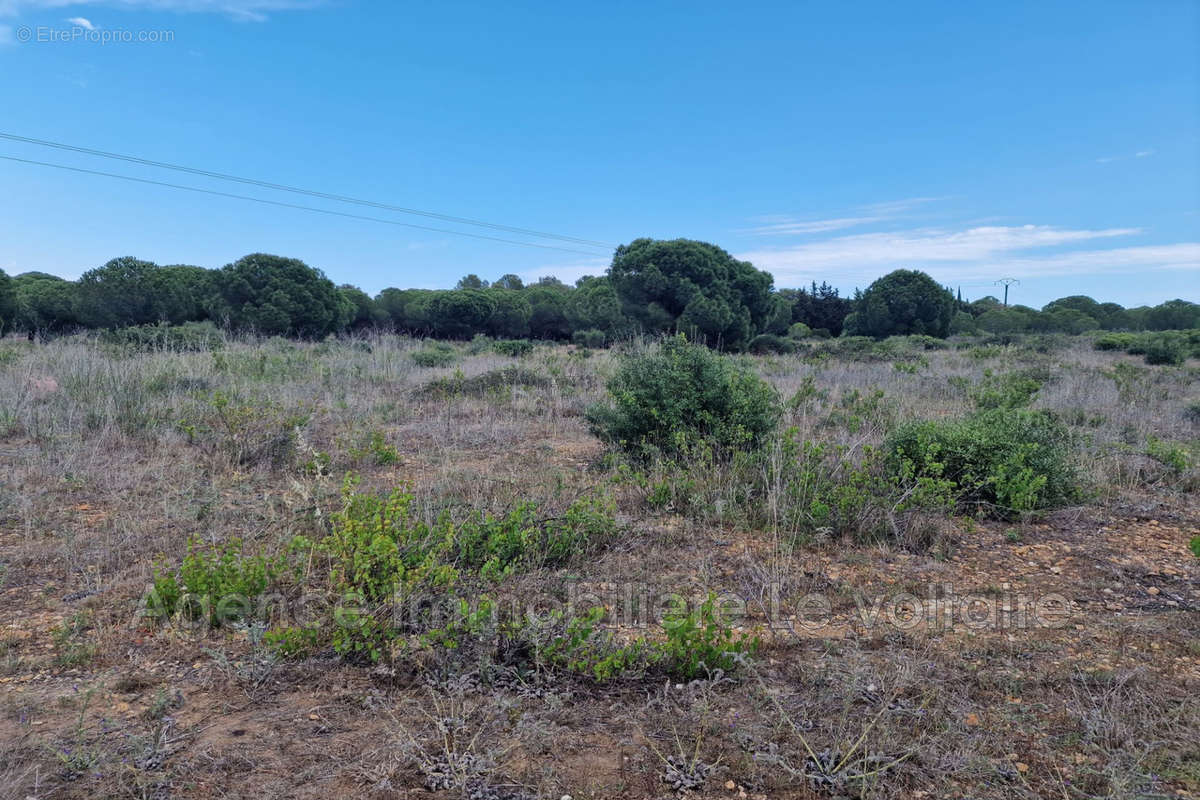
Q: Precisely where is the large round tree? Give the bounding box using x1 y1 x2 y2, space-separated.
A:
608 238 777 351
211 253 349 338
843 269 956 338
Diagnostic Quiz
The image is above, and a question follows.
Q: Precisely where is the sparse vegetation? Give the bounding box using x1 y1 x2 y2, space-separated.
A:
0 330 1196 800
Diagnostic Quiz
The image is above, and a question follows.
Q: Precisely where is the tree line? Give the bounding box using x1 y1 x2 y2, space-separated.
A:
0 239 1195 346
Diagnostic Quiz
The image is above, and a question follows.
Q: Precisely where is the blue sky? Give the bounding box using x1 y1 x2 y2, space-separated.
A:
0 0 1196 308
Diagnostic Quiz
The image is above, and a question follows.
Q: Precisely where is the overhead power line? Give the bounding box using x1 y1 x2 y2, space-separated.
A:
0 131 615 250
0 154 606 257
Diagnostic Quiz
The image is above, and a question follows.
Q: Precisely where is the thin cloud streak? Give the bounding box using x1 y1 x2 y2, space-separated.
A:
741 225 1140 272
0 0 323 21
743 230 1198 288
744 216 885 236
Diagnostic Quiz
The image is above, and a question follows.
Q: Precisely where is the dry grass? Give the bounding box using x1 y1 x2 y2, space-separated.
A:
0 332 1196 799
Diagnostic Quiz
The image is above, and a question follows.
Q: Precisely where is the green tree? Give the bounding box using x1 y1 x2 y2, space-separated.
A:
565 276 629 341
76 256 164 328
493 273 525 290
455 274 489 290
608 238 777 350
12 272 78 337
428 289 496 339
485 289 532 338
1032 307 1098 334
0 269 15 336
1145 299 1200 331
523 284 572 339
211 253 349 338
154 265 215 324
843 269 956 338
339 285 386 330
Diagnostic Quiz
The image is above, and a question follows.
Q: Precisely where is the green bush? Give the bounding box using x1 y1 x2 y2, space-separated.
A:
787 322 811 340
747 333 796 354
586 335 780 461
535 594 758 682
416 365 551 399
1143 333 1188 366
970 368 1045 410
319 478 618 661
572 328 606 348
410 342 457 367
148 538 284 626
492 339 534 357
1094 332 1137 352
659 593 759 680
887 408 1079 515
100 321 224 354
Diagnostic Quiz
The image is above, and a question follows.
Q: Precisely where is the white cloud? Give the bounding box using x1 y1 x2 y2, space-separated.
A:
746 197 946 238
65 14 92 26
735 225 1196 287
1097 148 1156 164
0 0 322 21
0 23 12 42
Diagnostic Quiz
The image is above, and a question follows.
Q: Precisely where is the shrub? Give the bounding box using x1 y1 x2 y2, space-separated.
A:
534 594 757 682
659 593 759 680
416 365 551 399
319 478 618 661
492 339 534 357
787 322 811 340
887 408 1079 515
572 328 606 348
586 335 780 461
148 538 284 626
410 342 457 367
970 368 1045 410
1094 332 1136 352
100 321 224 354
747 333 796 354
1143 333 1188 366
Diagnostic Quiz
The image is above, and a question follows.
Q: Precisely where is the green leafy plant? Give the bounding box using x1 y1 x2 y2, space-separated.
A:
148 537 284 626
888 408 1079 516
492 339 534 357
659 593 759 680
586 335 780 461
410 342 457 367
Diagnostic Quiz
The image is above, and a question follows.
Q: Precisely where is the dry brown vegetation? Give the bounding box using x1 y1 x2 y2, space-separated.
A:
0 332 1197 799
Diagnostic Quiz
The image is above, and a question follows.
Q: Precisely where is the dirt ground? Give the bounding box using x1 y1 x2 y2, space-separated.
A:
1 336 1197 799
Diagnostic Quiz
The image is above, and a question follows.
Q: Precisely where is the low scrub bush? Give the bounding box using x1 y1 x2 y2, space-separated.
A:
319 478 618 660
417 365 551 399
572 329 606 348
747 333 796 354
969 368 1045 410
410 342 457 367
888 408 1079 515
148 537 285 626
100 321 225 354
1142 332 1188 366
534 593 758 682
177 391 310 469
586 335 780 461
492 339 534 357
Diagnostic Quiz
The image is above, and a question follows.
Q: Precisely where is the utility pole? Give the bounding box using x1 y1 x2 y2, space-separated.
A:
995 278 1019 307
